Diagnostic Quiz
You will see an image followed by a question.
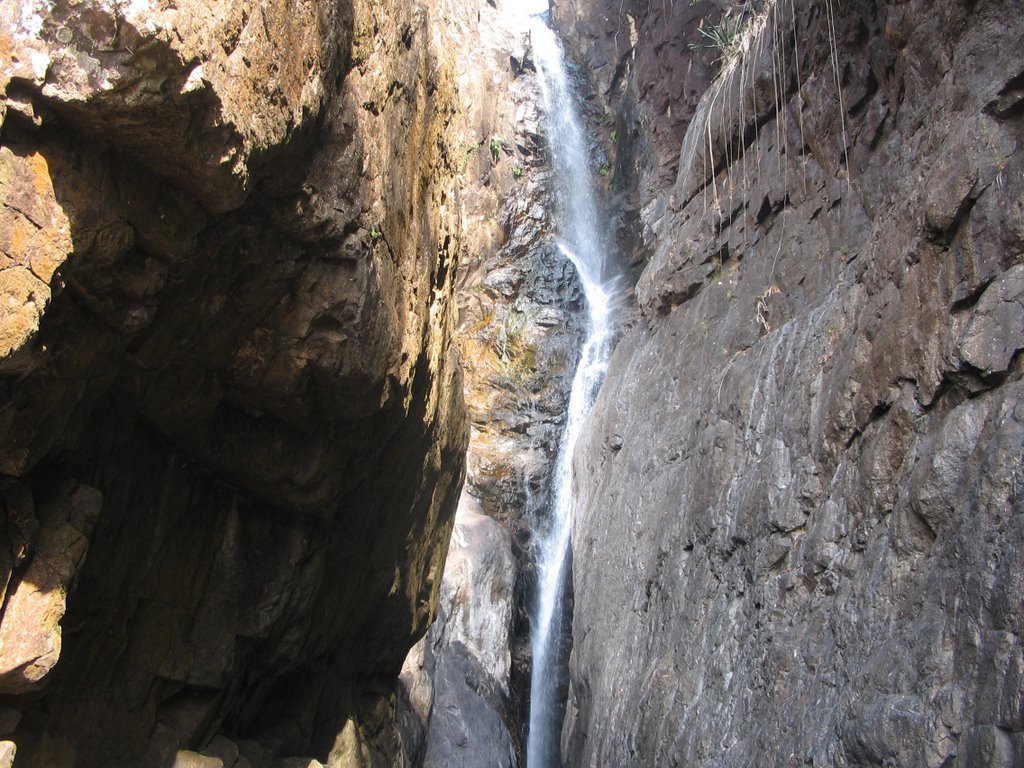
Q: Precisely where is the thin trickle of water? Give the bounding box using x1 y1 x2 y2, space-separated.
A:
526 17 617 768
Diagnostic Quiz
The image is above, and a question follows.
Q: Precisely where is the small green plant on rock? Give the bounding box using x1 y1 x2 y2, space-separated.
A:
491 309 539 384
370 225 383 243
688 3 756 62
820 322 841 364
598 163 611 177
513 165 524 179
693 17 743 53
458 142 481 175
490 136 504 159
494 312 524 363
710 253 724 282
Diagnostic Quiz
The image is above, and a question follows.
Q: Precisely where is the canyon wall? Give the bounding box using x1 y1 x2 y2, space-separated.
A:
399 6 592 765
0 0 475 765
561 0 1024 765
5 0 1021 766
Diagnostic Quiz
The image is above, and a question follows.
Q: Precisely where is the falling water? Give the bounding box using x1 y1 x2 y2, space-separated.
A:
526 17 617 768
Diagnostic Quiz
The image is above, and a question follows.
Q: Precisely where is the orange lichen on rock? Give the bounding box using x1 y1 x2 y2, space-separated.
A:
0 147 73 359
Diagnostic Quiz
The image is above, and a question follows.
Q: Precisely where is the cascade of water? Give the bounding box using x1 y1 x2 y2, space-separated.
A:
526 17 617 768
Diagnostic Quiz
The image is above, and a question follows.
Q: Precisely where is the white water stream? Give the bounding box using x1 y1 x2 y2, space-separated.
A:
526 17 617 768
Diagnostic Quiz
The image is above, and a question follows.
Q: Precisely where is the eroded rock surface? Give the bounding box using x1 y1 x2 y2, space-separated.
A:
400 493 516 768
397 3 593 764
0 480 100 694
0 0 471 765
562 0 1024 765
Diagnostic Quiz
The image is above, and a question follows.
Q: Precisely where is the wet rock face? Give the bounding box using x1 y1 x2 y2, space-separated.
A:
551 0 730 279
562 0 1024 765
400 493 517 768
397 5 592 763
0 0 469 765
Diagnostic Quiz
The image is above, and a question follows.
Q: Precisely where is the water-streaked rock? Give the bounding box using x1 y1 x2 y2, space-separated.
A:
560 0 1024 765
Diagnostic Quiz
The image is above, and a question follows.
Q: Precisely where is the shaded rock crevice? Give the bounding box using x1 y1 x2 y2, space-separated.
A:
0 0 476 765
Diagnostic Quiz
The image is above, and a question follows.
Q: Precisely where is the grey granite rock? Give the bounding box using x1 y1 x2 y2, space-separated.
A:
400 494 517 768
558 0 1024 765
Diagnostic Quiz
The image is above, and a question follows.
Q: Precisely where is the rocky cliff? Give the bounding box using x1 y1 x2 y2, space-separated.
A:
5 0 1021 765
0 0 473 765
397 5 591 766
560 0 1024 765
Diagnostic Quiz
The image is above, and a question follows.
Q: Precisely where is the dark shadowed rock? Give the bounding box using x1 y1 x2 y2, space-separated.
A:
0 0 472 765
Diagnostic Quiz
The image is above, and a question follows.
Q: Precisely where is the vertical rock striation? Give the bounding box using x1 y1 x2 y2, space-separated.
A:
398 3 594 765
560 0 1024 765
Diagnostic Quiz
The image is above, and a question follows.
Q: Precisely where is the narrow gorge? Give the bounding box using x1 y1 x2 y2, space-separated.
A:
1 0 1022 767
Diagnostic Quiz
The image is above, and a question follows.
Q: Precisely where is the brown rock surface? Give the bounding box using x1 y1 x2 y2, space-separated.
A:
0 147 72 362
0 480 101 693
0 0 473 765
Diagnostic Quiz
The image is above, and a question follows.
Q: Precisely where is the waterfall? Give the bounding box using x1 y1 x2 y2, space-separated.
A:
526 17 617 768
